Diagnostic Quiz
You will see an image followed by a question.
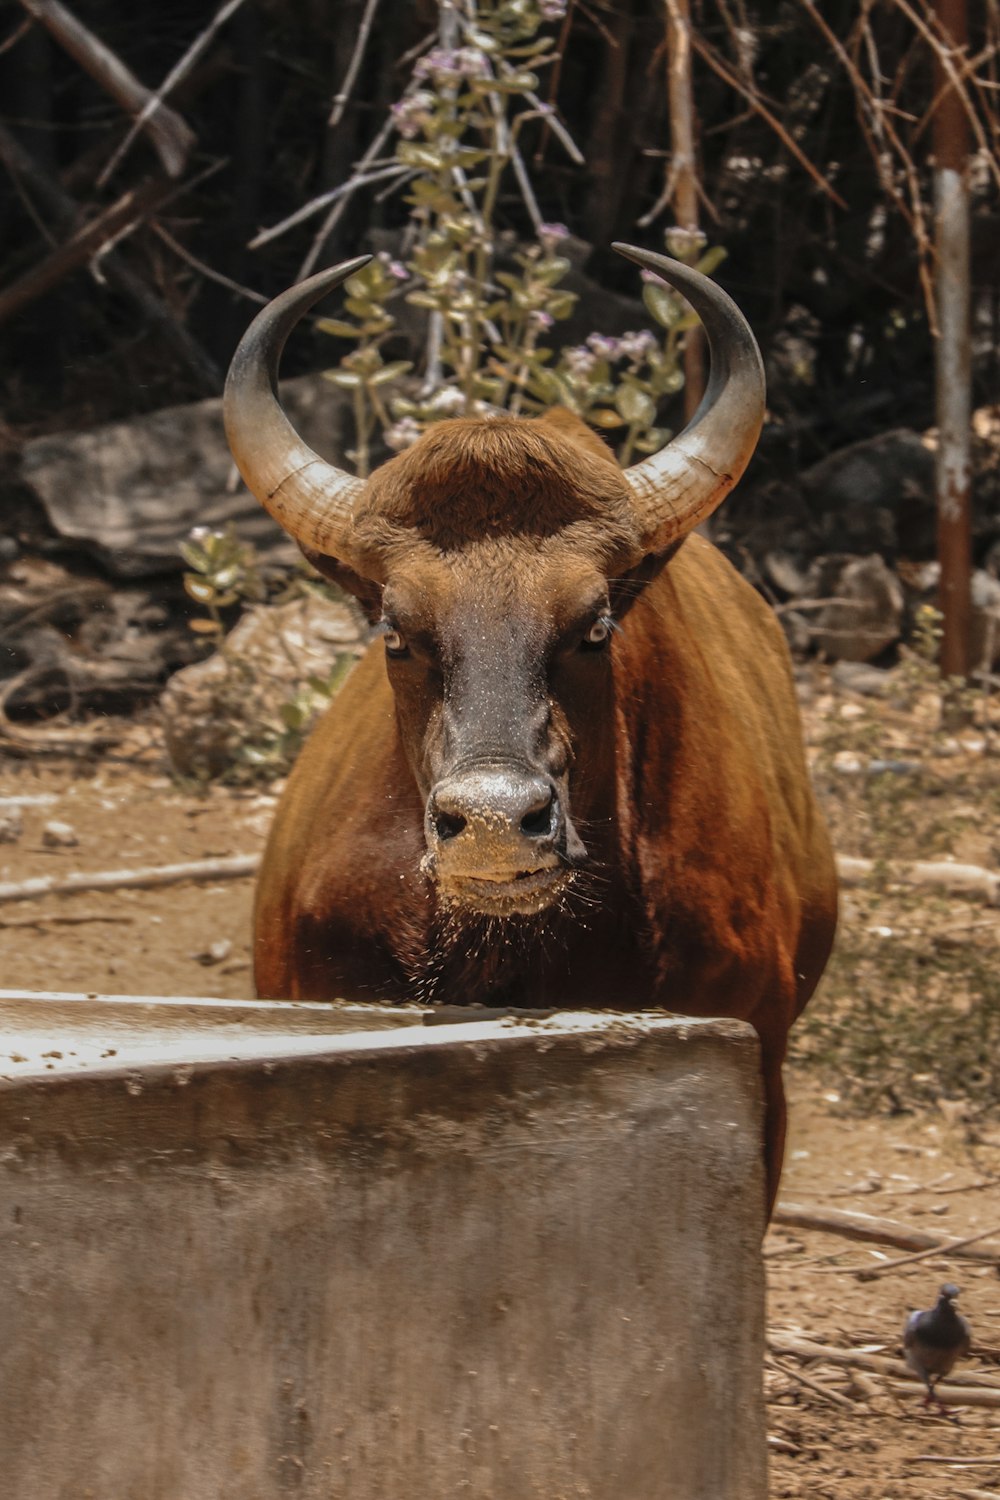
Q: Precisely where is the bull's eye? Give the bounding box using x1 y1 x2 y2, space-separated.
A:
582 615 614 651
379 623 408 657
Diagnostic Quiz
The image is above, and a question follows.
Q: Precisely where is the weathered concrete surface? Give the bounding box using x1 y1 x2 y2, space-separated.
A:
0 999 766 1500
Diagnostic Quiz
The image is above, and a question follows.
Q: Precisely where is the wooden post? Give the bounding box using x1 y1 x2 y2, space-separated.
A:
933 0 972 679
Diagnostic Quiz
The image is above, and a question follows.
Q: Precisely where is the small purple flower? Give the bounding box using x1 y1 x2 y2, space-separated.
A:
429 386 467 416
539 0 568 18
414 46 490 86
618 329 657 362
528 309 554 331
377 252 409 282
391 90 437 139
664 224 707 259
538 221 569 252
563 345 597 377
384 417 422 451
586 333 622 360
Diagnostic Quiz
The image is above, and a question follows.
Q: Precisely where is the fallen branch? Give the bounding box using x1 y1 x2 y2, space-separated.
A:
0 854 261 906
772 1201 1000 1263
0 912 135 929
768 1332 1000 1391
0 180 171 326
905 1458 1000 1468
836 854 1000 904
884 1380 1000 1410
856 1222 1000 1280
765 1353 858 1410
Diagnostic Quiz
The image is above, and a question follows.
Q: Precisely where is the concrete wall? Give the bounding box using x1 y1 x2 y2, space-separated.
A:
0 998 766 1500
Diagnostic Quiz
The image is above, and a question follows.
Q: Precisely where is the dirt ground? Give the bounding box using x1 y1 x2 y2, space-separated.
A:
1 673 999 1498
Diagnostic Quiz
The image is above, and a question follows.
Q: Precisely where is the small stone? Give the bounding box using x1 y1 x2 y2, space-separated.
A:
193 938 233 966
42 820 78 848
0 809 23 844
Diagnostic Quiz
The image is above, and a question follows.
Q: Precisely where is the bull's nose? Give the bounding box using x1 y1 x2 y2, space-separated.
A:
429 768 559 847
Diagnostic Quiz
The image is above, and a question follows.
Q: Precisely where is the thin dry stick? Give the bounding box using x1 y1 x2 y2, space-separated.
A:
0 16 33 55
151 223 267 304
533 0 576 163
857 1222 1000 1280
249 162 407 251
97 0 248 187
0 912 136 928
686 27 848 208
888 0 1000 181
765 1354 858 1411
0 855 261 907
296 120 400 279
328 0 383 130
904 1457 1000 1467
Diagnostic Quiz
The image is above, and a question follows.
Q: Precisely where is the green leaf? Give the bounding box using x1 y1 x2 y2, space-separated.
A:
546 292 577 320
633 426 673 454
589 408 626 429
696 246 728 278
397 142 444 170
643 281 682 329
614 384 657 426
315 318 360 339
405 290 444 310
183 575 216 605
369 361 413 385
535 256 571 285
322 369 362 388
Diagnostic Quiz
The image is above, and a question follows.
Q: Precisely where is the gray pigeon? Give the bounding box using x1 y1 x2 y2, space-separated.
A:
904 1283 972 1410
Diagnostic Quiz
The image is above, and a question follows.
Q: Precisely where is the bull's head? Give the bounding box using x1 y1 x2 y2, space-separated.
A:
224 246 764 917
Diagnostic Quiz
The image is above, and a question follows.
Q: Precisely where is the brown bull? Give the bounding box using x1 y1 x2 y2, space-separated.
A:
224 245 837 1206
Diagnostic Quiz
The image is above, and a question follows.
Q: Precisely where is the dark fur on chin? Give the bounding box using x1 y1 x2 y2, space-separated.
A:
401 879 585 1008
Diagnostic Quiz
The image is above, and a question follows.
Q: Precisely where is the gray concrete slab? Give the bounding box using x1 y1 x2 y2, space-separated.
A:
0 998 766 1500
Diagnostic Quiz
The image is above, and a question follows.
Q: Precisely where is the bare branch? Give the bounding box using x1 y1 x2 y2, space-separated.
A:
328 0 383 131
97 0 248 187
17 0 194 177
686 26 849 208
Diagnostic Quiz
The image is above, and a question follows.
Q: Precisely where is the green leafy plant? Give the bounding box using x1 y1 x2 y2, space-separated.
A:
320 0 713 468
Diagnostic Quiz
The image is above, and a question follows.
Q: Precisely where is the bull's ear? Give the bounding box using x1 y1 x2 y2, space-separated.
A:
299 543 383 622
609 542 684 618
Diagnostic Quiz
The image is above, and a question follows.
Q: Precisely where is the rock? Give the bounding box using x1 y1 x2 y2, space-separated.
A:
160 592 368 780
802 429 936 557
764 551 808 597
970 569 1000 670
830 661 899 696
12 377 352 579
42 820 78 848
0 809 24 844
810 554 904 662
193 939 233 966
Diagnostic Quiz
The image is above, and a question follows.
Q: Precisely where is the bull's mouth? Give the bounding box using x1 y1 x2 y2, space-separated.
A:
434 864 570 917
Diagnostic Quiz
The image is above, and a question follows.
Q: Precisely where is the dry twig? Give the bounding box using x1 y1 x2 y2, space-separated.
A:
0 855 261 907
773 1201 1000 1263
97 0 248 187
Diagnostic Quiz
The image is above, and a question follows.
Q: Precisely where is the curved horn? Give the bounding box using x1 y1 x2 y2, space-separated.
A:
224 258 370 557
613 243 765 548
